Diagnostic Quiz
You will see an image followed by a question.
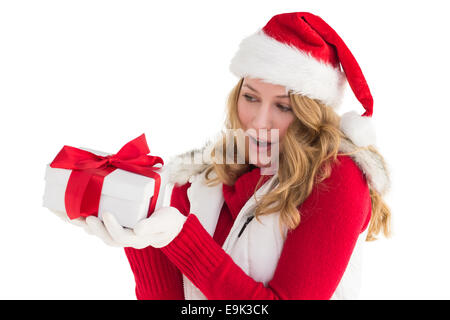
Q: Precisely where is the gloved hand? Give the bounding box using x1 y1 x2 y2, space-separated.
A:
49 209 121 246
85 206 187 249
49 206 188 249
50 209 94 236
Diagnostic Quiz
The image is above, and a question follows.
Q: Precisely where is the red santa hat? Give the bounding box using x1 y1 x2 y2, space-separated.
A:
229 12 376 147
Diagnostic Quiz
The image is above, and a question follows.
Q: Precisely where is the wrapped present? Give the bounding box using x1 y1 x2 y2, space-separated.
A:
43 134 172 228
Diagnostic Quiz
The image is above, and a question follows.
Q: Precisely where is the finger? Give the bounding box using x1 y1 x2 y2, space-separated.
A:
148 233 175 249
102 212 137 245
133 216 163 236
82 224 94 235
134 206 179 232
69 217 88 228
85 216 119 247
50 209 68 221
49 209 87 229
134 211 185 236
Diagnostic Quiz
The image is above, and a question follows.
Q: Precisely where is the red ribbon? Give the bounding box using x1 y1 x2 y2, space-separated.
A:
49 134 164 220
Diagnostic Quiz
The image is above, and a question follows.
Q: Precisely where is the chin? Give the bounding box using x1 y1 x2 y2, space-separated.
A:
248 155 274 168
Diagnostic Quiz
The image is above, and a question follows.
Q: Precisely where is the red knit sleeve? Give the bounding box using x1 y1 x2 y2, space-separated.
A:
161 156 371 299
123 181 191 300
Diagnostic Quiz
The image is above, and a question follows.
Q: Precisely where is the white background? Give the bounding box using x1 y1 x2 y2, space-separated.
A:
1 0 449 299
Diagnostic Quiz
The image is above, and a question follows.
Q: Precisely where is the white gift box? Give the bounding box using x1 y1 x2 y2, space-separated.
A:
43 147 173 228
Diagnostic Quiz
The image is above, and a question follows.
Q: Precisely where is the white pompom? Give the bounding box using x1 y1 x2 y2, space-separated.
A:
340 111 376 147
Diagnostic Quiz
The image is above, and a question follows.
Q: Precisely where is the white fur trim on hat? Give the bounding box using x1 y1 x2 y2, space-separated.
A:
229 29 347 109
340 111 376 147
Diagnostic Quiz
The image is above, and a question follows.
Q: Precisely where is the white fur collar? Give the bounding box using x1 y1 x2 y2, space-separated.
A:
165 138 390 196
165 139 214 186
338 139 391 195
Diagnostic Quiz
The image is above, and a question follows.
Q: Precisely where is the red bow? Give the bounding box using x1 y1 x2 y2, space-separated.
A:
50 134 163 220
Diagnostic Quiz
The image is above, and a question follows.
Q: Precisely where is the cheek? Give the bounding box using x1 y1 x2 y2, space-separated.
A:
237 102 251 128
276 114 295 139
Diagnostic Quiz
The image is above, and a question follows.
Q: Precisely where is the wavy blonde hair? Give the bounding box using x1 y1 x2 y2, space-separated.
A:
203 78 391 241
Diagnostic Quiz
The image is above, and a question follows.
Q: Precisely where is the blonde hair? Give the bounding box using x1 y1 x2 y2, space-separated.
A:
203 78 391 241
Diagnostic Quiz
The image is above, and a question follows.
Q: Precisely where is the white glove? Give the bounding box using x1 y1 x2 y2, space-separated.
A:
50 209 123 247
49 209 94 235
85 206 188 249
49 206 187 249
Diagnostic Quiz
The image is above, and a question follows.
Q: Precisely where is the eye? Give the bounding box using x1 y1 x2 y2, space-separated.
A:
277 104 292 112
243 94 257 102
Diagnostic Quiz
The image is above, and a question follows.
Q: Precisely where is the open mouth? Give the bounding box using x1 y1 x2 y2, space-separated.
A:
248 135 273 147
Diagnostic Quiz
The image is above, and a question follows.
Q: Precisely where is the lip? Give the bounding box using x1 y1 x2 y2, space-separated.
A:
247 134 278 145
247 135 277 148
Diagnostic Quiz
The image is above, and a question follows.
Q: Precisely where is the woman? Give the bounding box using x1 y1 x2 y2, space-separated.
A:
59 12 391 299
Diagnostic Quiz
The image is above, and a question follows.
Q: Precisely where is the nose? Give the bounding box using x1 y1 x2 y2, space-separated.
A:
251 103 272 131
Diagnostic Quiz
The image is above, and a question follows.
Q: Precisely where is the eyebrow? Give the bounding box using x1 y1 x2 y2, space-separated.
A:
243 84 290 98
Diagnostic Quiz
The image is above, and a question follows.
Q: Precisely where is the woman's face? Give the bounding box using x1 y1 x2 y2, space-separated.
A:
237 77 296 168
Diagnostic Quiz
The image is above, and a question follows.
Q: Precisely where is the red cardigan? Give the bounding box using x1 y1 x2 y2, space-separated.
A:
124 155 371 300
